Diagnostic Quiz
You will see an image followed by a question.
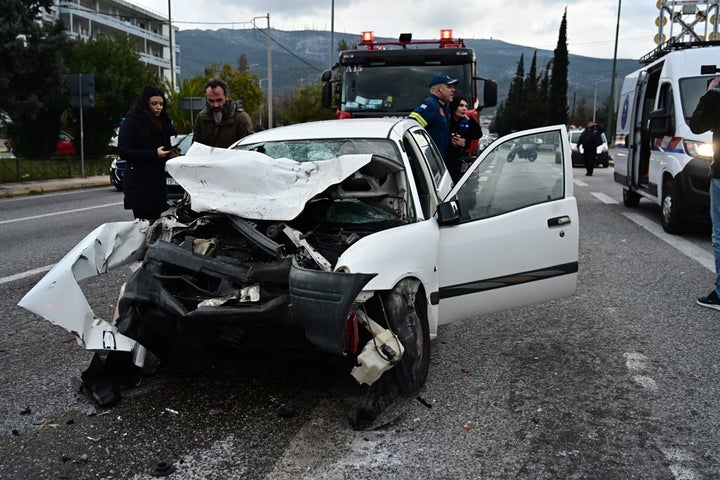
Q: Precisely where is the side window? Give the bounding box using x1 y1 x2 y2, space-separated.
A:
403 134 436 219
411 129 445 184
657 82 676 133
454 130 565 222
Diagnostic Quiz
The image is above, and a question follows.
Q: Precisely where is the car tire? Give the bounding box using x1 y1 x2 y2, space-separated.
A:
110 176 123 191
384 278 430 395
348 278 430 430
622 188 640 207
661 178 684 234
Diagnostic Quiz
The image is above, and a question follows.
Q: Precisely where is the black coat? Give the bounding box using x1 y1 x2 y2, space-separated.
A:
118 112 174 216
446 116 483 182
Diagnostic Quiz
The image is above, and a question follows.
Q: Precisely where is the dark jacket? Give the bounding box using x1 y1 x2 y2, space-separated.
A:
689 88 720 178
118 112 174 215
578 127 599 152
445 115 483 182
193 101 254 148
409 94 451 157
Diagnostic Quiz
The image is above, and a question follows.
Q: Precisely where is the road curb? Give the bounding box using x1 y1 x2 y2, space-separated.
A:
0 177 112 198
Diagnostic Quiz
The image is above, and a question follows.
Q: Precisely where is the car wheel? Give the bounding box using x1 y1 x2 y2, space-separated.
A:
110 175 123 191
661 178 684 234
383 278 430 396
507 152 515 162
348 278 430 430
622 188 640 207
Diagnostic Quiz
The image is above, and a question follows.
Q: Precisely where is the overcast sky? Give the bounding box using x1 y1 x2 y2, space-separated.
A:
131 0 672 60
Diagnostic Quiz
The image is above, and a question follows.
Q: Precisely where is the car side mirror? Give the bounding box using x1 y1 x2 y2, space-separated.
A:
436 200 460 225
647 109 673 138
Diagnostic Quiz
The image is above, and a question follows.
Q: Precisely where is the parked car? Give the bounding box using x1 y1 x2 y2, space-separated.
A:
569 129 610 168
110 133 193 200
19 119 579 429
56 130 77 155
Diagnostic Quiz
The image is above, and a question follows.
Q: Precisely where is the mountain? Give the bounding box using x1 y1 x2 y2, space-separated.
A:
176 29 642 105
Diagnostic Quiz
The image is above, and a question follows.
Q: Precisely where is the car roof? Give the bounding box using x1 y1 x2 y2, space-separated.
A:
232 118 417 146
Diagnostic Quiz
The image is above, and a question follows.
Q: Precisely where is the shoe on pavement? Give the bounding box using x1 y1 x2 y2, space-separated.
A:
697 290 720 310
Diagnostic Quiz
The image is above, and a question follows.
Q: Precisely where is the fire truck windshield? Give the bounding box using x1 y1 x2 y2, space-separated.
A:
340 64 474 114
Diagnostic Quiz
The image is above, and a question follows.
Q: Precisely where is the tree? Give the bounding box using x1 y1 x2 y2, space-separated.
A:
274 82 334 126
63 34 158 155
0 0 70 157
495 54 525 136
166 77 207 134
521 51 544 130
547 9 569 126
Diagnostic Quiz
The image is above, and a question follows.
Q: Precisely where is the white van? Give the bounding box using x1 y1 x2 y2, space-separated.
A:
612 44 720 233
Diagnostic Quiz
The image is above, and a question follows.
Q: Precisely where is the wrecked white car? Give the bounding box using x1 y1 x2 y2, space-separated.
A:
19 119 579 429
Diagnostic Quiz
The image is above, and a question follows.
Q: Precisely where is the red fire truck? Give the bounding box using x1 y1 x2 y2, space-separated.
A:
321 30 497 153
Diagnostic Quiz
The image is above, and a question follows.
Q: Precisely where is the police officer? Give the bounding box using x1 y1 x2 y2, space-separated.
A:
409 73 458 158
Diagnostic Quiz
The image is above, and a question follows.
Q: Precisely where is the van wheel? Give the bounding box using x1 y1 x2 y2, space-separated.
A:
661 179 684 234
622 188 641 207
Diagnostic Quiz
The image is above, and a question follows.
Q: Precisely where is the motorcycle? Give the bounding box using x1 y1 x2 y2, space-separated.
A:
506 141 538 162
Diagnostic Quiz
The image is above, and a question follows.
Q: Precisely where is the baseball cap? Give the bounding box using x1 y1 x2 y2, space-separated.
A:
429 73 459 87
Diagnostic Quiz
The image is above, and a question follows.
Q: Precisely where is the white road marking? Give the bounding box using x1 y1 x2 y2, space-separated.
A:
591 192 618 204
632 375 658 391
0 202 122 225
661 447 698 480
623 213 715 273
623 352 648 371
0 265 53 285
1 202 123 284
574 179 588 187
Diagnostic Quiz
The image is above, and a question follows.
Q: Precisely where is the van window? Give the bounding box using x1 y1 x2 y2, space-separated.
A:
680 76 720 118
657 82 676 134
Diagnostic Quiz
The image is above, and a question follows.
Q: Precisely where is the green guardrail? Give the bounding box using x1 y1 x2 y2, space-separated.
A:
0 155 112 183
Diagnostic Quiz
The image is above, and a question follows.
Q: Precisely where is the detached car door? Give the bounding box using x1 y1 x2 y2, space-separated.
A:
436 125 578 324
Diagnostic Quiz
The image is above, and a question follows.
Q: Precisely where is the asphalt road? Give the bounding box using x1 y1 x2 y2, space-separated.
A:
1 168 719 479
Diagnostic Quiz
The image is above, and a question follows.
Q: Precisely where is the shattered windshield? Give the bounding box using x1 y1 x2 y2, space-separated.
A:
234 138 401 163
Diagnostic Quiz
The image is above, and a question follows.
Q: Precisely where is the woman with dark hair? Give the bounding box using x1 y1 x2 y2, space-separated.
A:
446 97 483 183
118 86 178 221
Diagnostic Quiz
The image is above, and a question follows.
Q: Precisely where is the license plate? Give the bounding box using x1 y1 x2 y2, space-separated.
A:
166 176 177 185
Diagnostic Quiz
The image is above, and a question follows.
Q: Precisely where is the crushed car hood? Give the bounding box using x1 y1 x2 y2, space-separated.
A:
166 143 373 221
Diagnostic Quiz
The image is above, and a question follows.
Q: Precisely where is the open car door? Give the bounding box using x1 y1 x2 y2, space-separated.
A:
435 125 578 324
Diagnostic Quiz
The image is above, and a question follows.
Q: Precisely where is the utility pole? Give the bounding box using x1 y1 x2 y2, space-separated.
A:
254 14 272 128
608 0 621 142
168 0 175 90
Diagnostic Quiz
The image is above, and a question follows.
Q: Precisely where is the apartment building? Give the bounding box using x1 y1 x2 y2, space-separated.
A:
43 0 180 86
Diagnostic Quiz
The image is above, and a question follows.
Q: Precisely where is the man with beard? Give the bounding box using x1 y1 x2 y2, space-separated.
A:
193 77 254 148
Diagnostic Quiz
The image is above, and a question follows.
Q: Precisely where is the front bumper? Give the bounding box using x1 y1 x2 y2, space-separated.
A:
116 239 377 357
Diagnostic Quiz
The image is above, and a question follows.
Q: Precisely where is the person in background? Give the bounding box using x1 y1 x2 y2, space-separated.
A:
690 76 720 309
577 121 603 177
193 77 254 148
409 72 457 158
118 85 177 222
445 97 483 183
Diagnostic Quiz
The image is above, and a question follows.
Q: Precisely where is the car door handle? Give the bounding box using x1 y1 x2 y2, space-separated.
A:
547 215 571 227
